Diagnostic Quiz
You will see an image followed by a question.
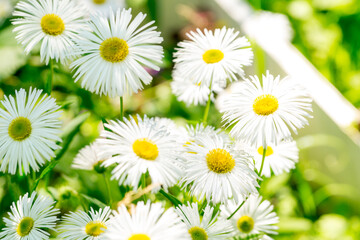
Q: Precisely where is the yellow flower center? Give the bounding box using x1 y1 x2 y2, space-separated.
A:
8 117 32 141
128 233 151 240
17 217 34 237
93 0 106 4
253 94 279 116
237 215 255 233
100 37 129 63
133 138 159 161
188 226 208 240
202 49 224 64
206 148 235 174
41 14 65 36
257 146 274 156
85 221 107 237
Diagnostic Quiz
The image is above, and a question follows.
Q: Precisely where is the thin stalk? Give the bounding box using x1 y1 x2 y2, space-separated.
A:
202 80 213 124
103 173 112 206
228 147 267 219
27 174 32 193
258 147 267 178
257 0 262 10
120 96 124 120
227 200 246 220
141 174 147 201
255 43 265 80
46 59 54 95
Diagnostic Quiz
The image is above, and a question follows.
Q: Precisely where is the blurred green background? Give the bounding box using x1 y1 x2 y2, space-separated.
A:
0 0 360 239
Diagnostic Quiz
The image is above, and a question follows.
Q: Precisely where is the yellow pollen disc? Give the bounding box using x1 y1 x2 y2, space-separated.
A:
257 146 274 156
85 221 107 237
253 94 279 116
41 14 65 36
237 215 255 233
93 0 106 4
206 148 235 174
133 138 159 161
100 37 129 63
202 49 224 64
188 226 208 240
128 233 151 240
8 117 32 141
17 217 34 237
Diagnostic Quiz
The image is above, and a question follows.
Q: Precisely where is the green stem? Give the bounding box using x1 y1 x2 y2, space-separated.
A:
202 80 213 124
31 112 90 192
228 147 267 219
141 174 147 201
120 96 124 120
257 0 262 9
46 59 54 95
227 199 246 220
103 173 113 206
27 174 32 193
258 146 267 178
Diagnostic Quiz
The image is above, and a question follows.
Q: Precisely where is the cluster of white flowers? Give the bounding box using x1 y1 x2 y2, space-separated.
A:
0 0 313 239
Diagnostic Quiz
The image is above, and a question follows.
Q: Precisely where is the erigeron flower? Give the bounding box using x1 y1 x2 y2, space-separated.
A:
221 71 312 146
185 123 230 145
173 27 253 87
170 69 224 106
72 141 110 173
236 139 299 177
175 202 232 240
221 194 279 240
0 192 59 240
105 201 189 240
98 115 183 192
12 0 87 64
181 133 259 204
76 0 125 17
71 8 163 97
0 88 62 175
58 207 111 240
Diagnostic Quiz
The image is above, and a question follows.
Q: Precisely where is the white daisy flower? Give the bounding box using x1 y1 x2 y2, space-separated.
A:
170 69 224 106
0 192 59 240
175 202 232 240
236 140 299 177
153 117 182 136
185 123 230 146
181 133 259 204
221 71 312 146
72 141 110 173
12 0 87 64
98 115 183 192
173 27 253 87
221 194 279 240
0 88 61 175
76 0 125 17
71 8 164 97
105 201 189 240
58 207 111 240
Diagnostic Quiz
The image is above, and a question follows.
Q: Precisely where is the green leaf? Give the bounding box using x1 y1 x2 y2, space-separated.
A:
159 189 182 206
80 193 107 209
